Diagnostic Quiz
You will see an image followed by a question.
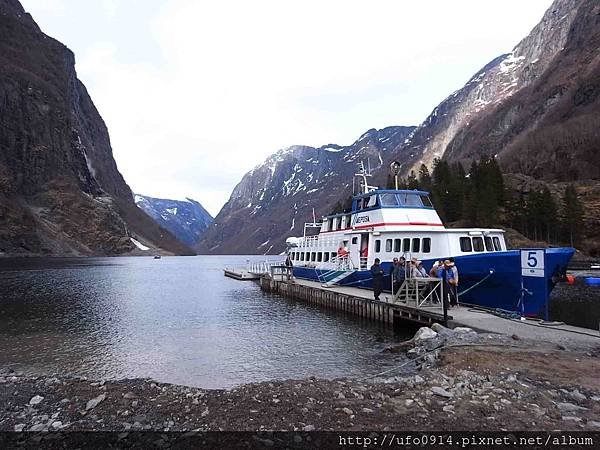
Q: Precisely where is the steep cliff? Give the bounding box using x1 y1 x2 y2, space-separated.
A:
0 0 194 256
197 127 415 254
384 0 586 179
135 195 213 247
444 0 600 181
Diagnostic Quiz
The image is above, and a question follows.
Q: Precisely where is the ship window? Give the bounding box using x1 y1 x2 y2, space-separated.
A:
366 196 377 208
399 193 421 207
423 238 431 253
324 252 330 262
375 240 381 253
412 238 421 253
317 252 322 262
331 252 336 260
300 253 304 261
420 195 433 208
352 237 358 245
484 236 493 251
394 239 401 252
346 215 351 228
403 238 410 252
460 237 472 252
493 237 502 251
380 193 399 207
386 239 392 252
473 237 484 252
310 252 315 261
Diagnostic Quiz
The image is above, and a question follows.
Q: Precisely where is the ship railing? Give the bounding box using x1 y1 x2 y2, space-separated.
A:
248 261 278 275
329 255 355 271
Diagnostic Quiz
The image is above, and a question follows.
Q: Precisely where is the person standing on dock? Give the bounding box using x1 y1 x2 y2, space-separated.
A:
391 257 406 294
448 258 459 307
370 258 385 301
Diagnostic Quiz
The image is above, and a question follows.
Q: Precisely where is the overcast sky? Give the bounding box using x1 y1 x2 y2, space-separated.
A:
21 0 553 216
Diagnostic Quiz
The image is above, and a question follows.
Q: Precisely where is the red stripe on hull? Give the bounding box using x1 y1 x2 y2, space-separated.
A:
319 222 444 234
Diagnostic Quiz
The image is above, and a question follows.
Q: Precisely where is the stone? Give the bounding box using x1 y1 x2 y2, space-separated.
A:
562 416 582 422
302 425 315 431
29 424 46 432
201 408 209 417
431 387 454 399
453 327 474 333
557 402 588 412
414 375 425 384
443 405 454 412
588 421 600 428
342 407 353 415
86 394 107 411
569 390 587 402
414 327 438 342
51 421 62 429
29 395 44 406
405 399 414 406
123 392 137 399
14 424 25 432
362 408 374 413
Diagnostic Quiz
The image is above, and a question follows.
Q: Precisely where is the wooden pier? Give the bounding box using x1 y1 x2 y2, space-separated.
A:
223 269 260 281
259 276 450 327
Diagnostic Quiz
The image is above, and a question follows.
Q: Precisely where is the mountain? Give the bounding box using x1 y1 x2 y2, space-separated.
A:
197 127 415 254
135 195 213 247
444 0 600 181
380 0 590 181
0 0 194 256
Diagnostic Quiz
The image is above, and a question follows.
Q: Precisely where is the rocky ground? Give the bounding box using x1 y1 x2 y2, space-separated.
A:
1 326 599 434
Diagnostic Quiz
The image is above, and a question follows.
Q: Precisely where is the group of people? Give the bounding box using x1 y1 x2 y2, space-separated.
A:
369 257 459 308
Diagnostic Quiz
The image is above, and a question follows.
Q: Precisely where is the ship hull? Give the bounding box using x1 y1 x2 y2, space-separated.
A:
292 248 574 317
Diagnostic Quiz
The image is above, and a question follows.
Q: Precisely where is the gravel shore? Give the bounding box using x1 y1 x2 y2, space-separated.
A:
2 326 599 434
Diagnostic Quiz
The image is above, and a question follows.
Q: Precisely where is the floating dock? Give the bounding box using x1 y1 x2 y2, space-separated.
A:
223 269 260 281
259 276 450 327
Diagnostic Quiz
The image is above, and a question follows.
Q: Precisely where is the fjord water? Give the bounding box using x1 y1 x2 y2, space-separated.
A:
0 256 409 388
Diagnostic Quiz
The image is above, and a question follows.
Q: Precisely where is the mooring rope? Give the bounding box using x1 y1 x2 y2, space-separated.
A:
457 269 495 298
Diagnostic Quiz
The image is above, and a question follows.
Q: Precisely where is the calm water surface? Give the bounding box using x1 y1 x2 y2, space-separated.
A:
0 256 412 388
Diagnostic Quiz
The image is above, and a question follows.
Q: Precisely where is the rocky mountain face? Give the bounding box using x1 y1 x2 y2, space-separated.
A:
0 0 193 256
199 0 599 255
197 127 415 254
382 0 588 180
135 195 213 247
444 0 600 180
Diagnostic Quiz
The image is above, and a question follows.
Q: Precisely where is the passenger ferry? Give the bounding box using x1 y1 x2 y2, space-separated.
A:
285 166 574 317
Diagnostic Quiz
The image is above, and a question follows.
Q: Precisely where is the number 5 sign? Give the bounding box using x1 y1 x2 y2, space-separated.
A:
521 249 545 277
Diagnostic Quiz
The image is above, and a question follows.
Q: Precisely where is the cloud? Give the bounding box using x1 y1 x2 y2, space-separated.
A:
20 0 554 216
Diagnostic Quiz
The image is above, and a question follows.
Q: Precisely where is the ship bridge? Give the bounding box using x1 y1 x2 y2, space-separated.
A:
321 190 444 234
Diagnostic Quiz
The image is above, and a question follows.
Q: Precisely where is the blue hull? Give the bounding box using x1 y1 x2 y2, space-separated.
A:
293 248 575 317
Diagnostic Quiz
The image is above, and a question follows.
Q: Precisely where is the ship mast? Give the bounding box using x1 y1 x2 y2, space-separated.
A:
354 160 378 194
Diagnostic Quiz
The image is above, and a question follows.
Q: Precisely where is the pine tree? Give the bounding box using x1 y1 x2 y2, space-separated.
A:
407 171 419 190
560 185 584 247
539 187 558 243
418 164 432 192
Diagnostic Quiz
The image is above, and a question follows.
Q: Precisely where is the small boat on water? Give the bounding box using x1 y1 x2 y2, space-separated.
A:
285 164 574 317
154 255 162 260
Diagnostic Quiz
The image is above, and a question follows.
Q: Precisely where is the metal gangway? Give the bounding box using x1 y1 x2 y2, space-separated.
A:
389 260 447 317
247 261 293 282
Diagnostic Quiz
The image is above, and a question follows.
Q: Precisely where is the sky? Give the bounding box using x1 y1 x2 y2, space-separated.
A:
20 0 553 216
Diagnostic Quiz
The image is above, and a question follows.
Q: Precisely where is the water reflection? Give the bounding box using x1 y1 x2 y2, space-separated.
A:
0 256 412 388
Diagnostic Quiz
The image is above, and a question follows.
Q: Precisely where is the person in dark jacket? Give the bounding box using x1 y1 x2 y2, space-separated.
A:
391 257 406 294
370 258 385 301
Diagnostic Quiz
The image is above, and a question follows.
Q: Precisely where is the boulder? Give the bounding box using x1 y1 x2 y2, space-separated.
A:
414 327 438 342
